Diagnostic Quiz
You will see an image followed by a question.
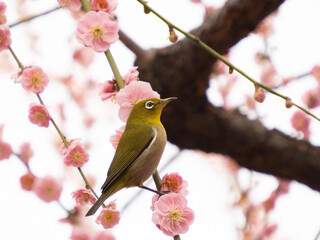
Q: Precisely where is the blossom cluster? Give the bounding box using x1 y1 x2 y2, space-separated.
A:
234 178 290 239
16 141 63 202
151 173 194 237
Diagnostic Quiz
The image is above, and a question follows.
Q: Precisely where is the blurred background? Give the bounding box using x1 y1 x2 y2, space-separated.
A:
0 0 320 239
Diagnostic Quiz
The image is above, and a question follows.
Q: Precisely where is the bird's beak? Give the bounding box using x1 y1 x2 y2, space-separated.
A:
159 97 178 106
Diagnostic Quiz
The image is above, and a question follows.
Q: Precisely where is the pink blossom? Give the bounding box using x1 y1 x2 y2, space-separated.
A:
254 85 266 103
0 25 11 52
72 188 96 206
94 232 116 240
123 67 139 85
33 176 62 202
302 89 320 109
0 1 7 24
76 11 119 52
245 95 256 110
152 193 194 236
261 224 278 238
277 179 290 195
73 47 95 67
109 125 125 149
70 230 90 240
161 173 188 196
61 139 89 167
291 111 310 139
260 63 276 87
91 0 118 14
151 194 160 211
19 66 49 94
28 103 51 128
20 171 36 191
96 201 120 229
253 13 275 40
117 81 160 122
311 65 320 82
99 67 139 101
218 75 237 103
99 80 118 101
19 142 34 165
0 139 12 160
57 0 82 11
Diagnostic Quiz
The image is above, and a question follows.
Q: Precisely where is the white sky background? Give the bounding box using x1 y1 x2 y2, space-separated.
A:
0 0 320 240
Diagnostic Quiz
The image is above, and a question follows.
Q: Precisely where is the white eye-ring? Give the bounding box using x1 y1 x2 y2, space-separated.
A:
145 101 155 110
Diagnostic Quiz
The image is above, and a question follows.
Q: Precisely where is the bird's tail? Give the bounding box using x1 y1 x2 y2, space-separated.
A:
85 186 117 217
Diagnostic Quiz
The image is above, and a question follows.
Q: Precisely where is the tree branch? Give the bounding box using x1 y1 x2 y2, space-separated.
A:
132 0 320 191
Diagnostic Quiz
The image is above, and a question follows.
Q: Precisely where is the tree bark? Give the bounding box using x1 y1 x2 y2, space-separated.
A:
129 0 320 191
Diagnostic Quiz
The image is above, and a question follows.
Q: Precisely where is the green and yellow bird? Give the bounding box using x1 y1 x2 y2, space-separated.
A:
86 97 176 216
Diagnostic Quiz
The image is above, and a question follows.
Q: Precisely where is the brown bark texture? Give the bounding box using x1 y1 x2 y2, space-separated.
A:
126 0 320 191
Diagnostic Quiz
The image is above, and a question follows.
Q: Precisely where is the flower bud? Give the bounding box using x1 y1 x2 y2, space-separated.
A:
254 85 266 103
169 28 178 43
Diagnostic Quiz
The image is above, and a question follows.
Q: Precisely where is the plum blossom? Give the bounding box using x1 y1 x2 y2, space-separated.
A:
73 47 95 67
61 139 89 167
33 176 62 202
19 142 34 165
152 193 194 236
291 111 310 139
161 173 188 196
16 65 49 94
76 11 119 52
72 188 96 206
96 201 120 229
99 67 139 101
123 67 139 85
302 88 320 109
0 125 12 160
0 1 7 24
91 0 118 14
0 139 12 160
20 171 36 191
311 65 320 82
117 81 160 122
57 0 82 11
28 103 51 128
70 230 90 240
94 231 116 240
0 25 11 52
109 125 125 149
99 80 118 101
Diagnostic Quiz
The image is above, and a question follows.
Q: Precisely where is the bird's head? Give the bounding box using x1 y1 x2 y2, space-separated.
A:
127 97 177 124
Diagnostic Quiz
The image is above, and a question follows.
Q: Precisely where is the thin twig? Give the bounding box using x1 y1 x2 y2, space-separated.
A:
9 6 61 28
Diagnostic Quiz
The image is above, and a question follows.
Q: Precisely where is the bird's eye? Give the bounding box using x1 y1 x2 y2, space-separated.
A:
145 101 155 110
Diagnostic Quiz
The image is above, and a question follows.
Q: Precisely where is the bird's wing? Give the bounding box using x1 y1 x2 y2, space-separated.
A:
101 124 155 191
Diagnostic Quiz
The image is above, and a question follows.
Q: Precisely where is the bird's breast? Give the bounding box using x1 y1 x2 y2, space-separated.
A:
128 125 167 186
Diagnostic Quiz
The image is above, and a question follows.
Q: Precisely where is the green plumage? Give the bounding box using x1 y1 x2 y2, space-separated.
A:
86 97 176 217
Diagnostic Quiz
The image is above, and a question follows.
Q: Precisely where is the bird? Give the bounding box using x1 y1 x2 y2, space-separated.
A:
86 97 177 216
